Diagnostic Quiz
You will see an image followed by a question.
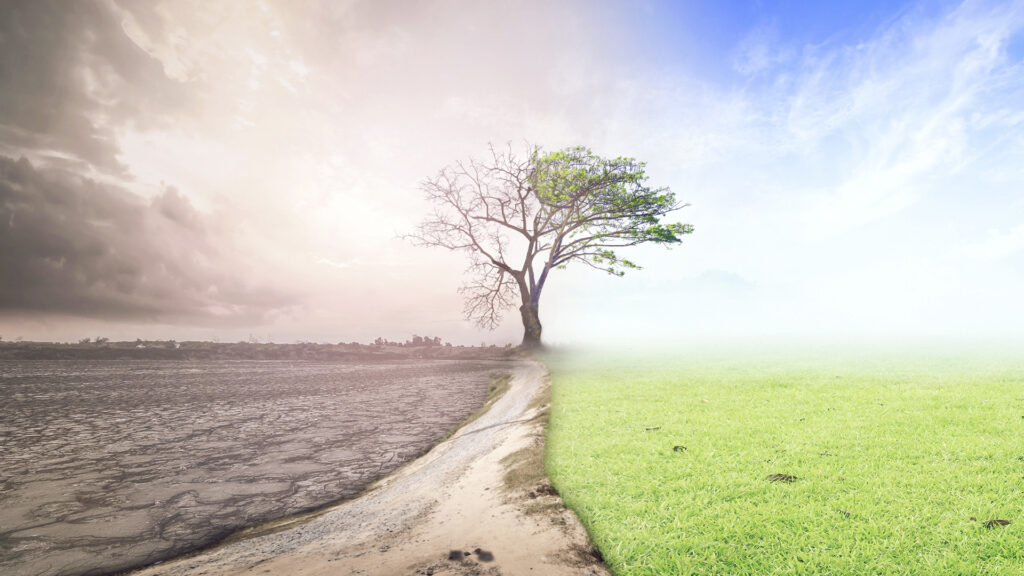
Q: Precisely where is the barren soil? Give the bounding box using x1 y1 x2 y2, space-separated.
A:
128 359 608 576
0 359 508 576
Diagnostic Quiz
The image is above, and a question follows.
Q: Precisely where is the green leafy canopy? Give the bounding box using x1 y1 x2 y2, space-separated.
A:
532 145 693 276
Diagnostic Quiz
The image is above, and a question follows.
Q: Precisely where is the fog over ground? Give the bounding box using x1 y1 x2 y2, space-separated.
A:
1 0 1022 345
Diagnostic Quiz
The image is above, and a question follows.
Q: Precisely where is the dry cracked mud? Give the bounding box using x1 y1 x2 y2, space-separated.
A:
127 359 608 576
0 359 510 576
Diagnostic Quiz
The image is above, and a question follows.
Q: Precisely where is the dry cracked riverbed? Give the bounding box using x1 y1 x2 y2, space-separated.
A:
0 359 511 576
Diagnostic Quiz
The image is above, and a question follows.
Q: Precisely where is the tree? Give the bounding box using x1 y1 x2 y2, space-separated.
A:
410 144 692 348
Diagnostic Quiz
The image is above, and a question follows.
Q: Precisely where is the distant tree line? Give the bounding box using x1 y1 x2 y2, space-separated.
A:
373 335 448 347
0 336 514 361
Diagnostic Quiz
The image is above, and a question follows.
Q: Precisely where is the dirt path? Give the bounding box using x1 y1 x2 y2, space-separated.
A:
130 359 608 576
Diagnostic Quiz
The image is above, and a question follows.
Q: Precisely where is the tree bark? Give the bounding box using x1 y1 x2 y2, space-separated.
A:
519 302 542 348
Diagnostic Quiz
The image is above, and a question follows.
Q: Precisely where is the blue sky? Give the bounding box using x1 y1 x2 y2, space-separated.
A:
546 0 1024 343
638 0 924 77
1 0 1022 344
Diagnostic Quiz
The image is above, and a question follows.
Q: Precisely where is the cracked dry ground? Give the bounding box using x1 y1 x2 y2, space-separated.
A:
0 359 511 576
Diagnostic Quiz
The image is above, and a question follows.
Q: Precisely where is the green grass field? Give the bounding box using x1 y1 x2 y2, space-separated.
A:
545 346 1024 575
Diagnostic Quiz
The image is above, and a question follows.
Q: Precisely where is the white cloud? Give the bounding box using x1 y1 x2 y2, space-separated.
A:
733 23 794 76
6 0 1024 343
551 0 1024 342
956 225 1024 261
766 2 1024 236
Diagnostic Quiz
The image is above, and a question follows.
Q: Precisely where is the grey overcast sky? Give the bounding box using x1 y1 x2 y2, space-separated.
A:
2 0 1023 344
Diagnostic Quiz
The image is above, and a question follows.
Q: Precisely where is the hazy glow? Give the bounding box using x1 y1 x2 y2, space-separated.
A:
1 1 1022 344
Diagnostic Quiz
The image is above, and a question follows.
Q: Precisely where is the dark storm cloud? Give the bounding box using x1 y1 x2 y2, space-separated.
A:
0 1 189 173
0 2 295 323
0 155 292 322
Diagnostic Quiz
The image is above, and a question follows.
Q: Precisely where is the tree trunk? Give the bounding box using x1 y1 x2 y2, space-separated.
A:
519 302 542 348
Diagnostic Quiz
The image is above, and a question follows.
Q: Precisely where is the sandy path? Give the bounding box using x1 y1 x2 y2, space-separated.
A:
130 359 607 576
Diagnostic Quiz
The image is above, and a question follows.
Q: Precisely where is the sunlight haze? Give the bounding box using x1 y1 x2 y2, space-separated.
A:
2 0 1022 345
